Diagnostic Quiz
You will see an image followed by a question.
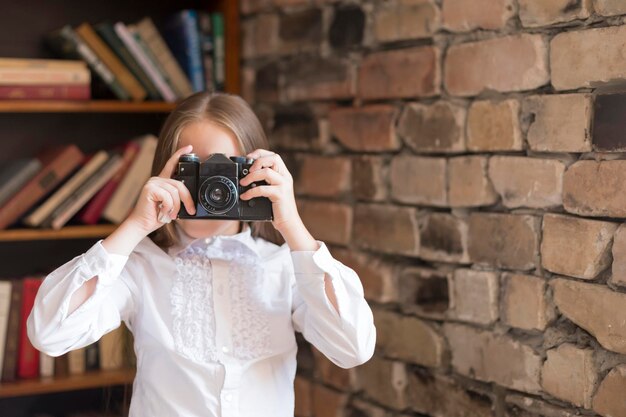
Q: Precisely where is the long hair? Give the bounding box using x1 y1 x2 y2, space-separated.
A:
149 92 284 249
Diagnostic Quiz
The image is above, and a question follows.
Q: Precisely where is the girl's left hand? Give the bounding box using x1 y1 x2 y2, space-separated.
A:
239 149 301 235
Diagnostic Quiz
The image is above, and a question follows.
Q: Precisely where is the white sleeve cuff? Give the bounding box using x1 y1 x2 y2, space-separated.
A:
80 240 129 286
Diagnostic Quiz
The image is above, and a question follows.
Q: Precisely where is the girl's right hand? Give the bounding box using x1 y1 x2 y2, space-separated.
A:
125 144 197 235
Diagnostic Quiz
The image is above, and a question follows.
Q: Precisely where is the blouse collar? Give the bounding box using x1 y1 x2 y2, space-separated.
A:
167 222 260 259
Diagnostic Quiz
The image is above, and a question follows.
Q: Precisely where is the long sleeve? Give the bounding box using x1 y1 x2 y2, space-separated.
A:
27 239 135 357
290 242 376 369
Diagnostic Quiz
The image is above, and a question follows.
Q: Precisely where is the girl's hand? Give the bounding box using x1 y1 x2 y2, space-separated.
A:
125 144 197 235
239 149 302 236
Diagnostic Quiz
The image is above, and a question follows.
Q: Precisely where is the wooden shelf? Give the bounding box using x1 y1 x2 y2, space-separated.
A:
0 368 135 398
0 225 117 241
0 100 177 113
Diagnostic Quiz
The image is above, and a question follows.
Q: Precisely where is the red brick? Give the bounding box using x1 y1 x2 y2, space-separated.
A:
448 156 498 208
594 0 626 16
445 34 549 96
390 156 447 206
352 156 388 202
312 348 352 390
294 376 313 417
398 267 451 320
418 213 469 263
311 385 348 417
541 344 597 408
356 356 408 410
451 269 499 325
519 0 591 27
467 99 522 151
298 200 352 245
593 365 626 417
442 0 514 31
296 155 351 198
285 57 355 101
359 46 440 100
398 101 466 153
502 273 553 331
374 0 440 42
551 26 626 90
329 105 400 152
242 14 280 59
354 204 419 256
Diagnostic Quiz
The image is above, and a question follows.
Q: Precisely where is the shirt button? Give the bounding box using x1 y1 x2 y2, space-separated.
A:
222 346 230 353
224 393 233 402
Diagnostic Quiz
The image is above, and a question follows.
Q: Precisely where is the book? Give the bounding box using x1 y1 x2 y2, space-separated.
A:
197 12 215 92
102 135 158 224
85 342 99 371
0 159 42 208
128 24 179 98
0 84 90 100
0 281 12 377
94 22 161 101
134 17 193 98
211 13 225 92
54 353 69 378
99 326 124 371
46 153 123 229
45 25 130 100
40 352 54 378
0 145 84 230
75 22 147 102
114 22 177 102
78 141 141 225
23 150 109 228
0 66 90 86
163 10 205 93
0 58 86 70
17 277 43 379
1 279 23 382
68 347 86 375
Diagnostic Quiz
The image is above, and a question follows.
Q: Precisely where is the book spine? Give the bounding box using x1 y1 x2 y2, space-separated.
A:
85 342 99 371
39 352 54 378
0 281 12 377
197 12 215 92
78 142 140 225
183 10 205 92
136 17 193 98
114 22 177 102
0 67 90 85
0 159 41 208
0 58 86 70
130 28 178 98
49 155 123 229
59 25 131 101
0 84 90 100
76 22 147 102
211 13 225 91
0 145 84 230
17 277 43 379
102 136 157 224
1 280 23 382
95 23 162 101
24 150 108 228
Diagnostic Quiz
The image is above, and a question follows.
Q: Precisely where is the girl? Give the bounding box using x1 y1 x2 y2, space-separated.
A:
27 92 376 417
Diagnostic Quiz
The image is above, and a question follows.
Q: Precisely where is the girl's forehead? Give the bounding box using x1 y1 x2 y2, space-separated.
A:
178 120 242 158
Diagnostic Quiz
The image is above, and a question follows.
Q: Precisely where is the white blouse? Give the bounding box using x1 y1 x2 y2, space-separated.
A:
27 223 376 417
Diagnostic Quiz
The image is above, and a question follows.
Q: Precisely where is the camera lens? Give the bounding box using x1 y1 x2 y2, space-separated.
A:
198 176 238 215
208 183 228 206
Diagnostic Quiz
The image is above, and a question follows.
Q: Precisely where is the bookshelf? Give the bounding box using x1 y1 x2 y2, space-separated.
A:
0 0 240 414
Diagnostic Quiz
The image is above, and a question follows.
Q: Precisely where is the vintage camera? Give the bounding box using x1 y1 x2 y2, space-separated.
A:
172 153 273 221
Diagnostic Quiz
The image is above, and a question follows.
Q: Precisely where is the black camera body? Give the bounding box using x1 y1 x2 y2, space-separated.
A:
173 153 273 221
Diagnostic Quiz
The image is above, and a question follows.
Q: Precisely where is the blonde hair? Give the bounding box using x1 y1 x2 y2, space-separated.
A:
149 92 283 249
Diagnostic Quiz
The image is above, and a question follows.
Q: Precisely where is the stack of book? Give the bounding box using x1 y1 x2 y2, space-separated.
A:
0 134 158 230
0 58 91 100
0 277 133 382
0 10 225 102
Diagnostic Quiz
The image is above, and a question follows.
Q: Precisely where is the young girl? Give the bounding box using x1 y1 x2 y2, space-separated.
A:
27 92 376 417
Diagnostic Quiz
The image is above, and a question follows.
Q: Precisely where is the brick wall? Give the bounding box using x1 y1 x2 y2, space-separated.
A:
240 1 626 416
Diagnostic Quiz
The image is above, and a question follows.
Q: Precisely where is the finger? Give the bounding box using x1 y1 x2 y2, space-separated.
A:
159 144 193 179
240 185 281 202
249 154 287 174
159 182 182 218
246 148 275 160
240 167 283 186
162 178 196 214
149 187 175 223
